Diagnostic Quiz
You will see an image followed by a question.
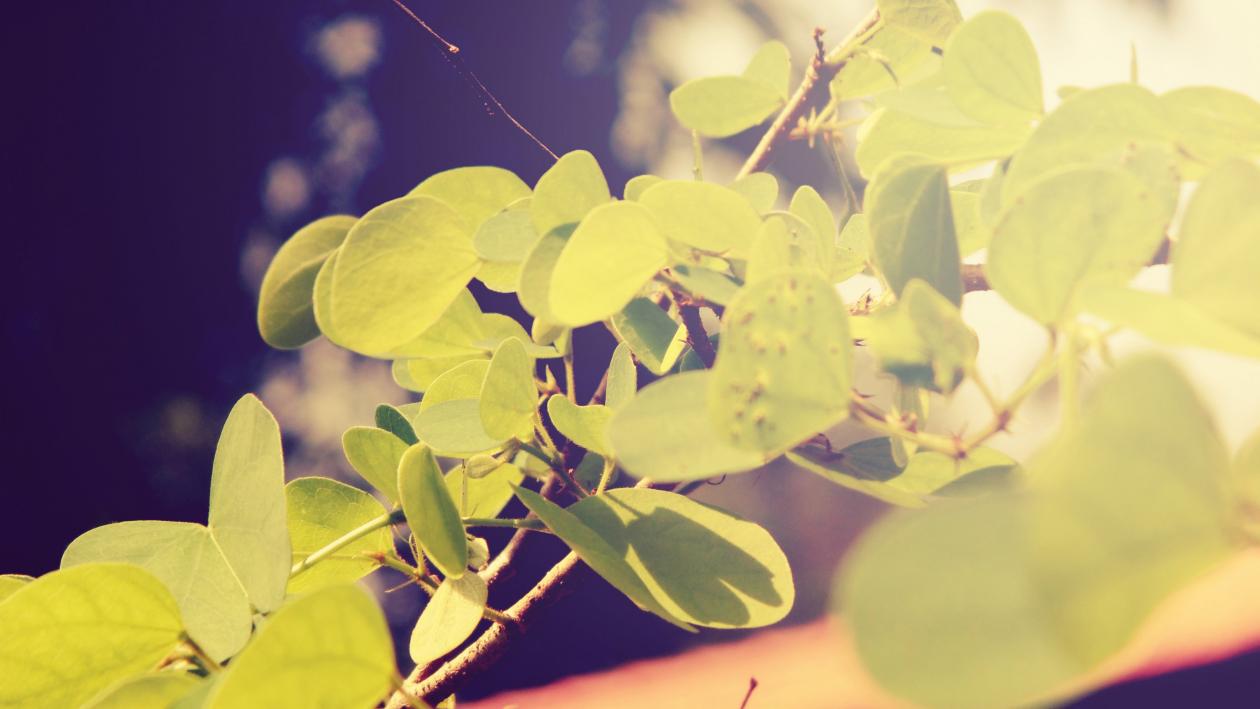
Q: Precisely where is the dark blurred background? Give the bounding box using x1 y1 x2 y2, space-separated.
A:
3 1 1259 705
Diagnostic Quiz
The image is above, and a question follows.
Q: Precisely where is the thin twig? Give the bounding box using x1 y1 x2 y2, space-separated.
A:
961 239 1172 293
678 302 716 369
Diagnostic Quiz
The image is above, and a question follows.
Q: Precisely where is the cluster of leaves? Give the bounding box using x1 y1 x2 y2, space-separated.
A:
4 0 1260 707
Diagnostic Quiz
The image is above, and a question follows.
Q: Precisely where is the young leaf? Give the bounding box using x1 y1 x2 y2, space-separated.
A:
624 174 663 202
342 426 409 501
257 215 355 349
671 264 741 306
512 486 693 630
479 338 537 441
730 172 779 213
413 399 509 457
789 186 837 252
950 189 989 256
397 354 486 394
473 203 537 263
639 180 762 254
609 370 764 482
866 161 963 304
531 150 611 237
376 403 419 444
830 24 937 101
206 585 394 709
0 563 184 708
987 166 1166 324
943 11 1043 125
286 477 393 594
878 0 962 45
0 575 30 603
547 396 613 457
409 573 488 666
610 297 688 375
409 166 531 230
83 674 202 709
1082 287 1260 360
747 212 829 284
862 279 978 393
419 359 491 413
445 461 524 519
854 103 1030 178
207 394 290 613
330 195 481 355
399 444 468 578
386 289 486 360
669 76 783 138
1160 86 1260 173
709 272 852 454
477 259 522 294
517 224 575 322
741 40 791 99
605 342 637 410
550 201 670 327
62 521 252 662
570 488 793 628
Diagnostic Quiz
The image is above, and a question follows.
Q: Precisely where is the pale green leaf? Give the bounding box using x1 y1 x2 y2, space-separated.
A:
478 338 536 442
419 360 490 414
472 201 536 263
329 196 481 355
376 403 419 444
62 522 251 662
605 343 637 411
1082 287 1260 360
669 77 783 138
741 40 791 99
987 166 1166 324
671 264 740 306
834 213 871 281
1161 86 1260 171
878 0 962 45
84 674 202 709
624 174 662 202
399 444 468 577
477 260 521 293
207 394 290 613
206 585 394 709
943 11 1043 125
610 297 688 375
478 313 560 359
531 150 610 237
639 180 762 254
709 272 852 453
342 426 410 501
1234 430 1260 516
0 575 30 603
746 213 828 283
950 190 988 256
410 166 531 230
445 461 524 519
381 289 486 360
413 399 508 457
512 486 692 630
730 172 779 213
866 161 962 304
547 396 613 456
550 201 670 327
257 215 354 349
569 488 794 628
855 106 1030 178
863 279 977 392
398 354 486 394
830 24 937 100
285 477 392 594
517 224 574 321
409 573 487 666
0 563 184 708
788 185 837 249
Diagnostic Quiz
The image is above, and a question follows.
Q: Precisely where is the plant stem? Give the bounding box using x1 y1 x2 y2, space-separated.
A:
1058 329 1080 428
563 348 577 404
678 302 716 369
462 517 547 532
180 635 223 673
594 457 616 495
290 509 406 579
691 129 704 181
377 553 514 626
517 440 562 473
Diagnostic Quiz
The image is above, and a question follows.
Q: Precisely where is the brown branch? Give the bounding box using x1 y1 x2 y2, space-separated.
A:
735 8 881 180
678 303 716 369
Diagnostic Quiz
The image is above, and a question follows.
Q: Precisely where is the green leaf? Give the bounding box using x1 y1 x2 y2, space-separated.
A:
445 461 524 519
383 289 486 360
206 585 394 709
669 76 783 138
730 172 779 213
531 150 611 237
1082 287 1260 360
84 674 202 709
478 338 536 441
830 24 937 100
671 264 740 306
741 40 791 99
477 260 521 294
1171 159 1260 339
987 166 1166 324
285 477 392 594
610 297 688 375
0 563 184 708
943 11 1043 125
0 575 30 603
478 313 559 358
1161 86 1260 172
62 522 251 662
709 272 852 453
329 195 480 355
550 201 670 327
834 213 871 281
410 166 531 230
547 396 613 456
862 279 977 392
399 444 469 577
413 399 508 457
840 356 1232 707
639 180 762 254
624 174 663 202
342 426 409 501
257 215 354 349
473 200 537 263
420 359 491 413
1234 429 1260 516
605 342 637 410
512 486 693 629
878 0 962 45
746 213 828 283
855 105 1030 178
207 394 290 613
788 186 837 251
1001 84 1173 202
950 190 988 256
570 488 794 628
866 160 961 305
409 573 487 666
517 224 574 322
376 403 419 444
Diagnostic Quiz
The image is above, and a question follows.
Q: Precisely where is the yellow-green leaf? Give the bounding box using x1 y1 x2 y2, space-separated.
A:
409 573 487 666
399 444 468 578
605 342 637 411
341 426 409 502
84 674 202 709
669 76 783 138
410 166 531 229
878 0 962 45
866 161 962 304
531 150 610 237
943 11 1043 125
479 338 537 440
286 477 392 594
610 298 688 375
547 396 613 456
741 40 791 99
639 180 762 254
257 215 354 349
